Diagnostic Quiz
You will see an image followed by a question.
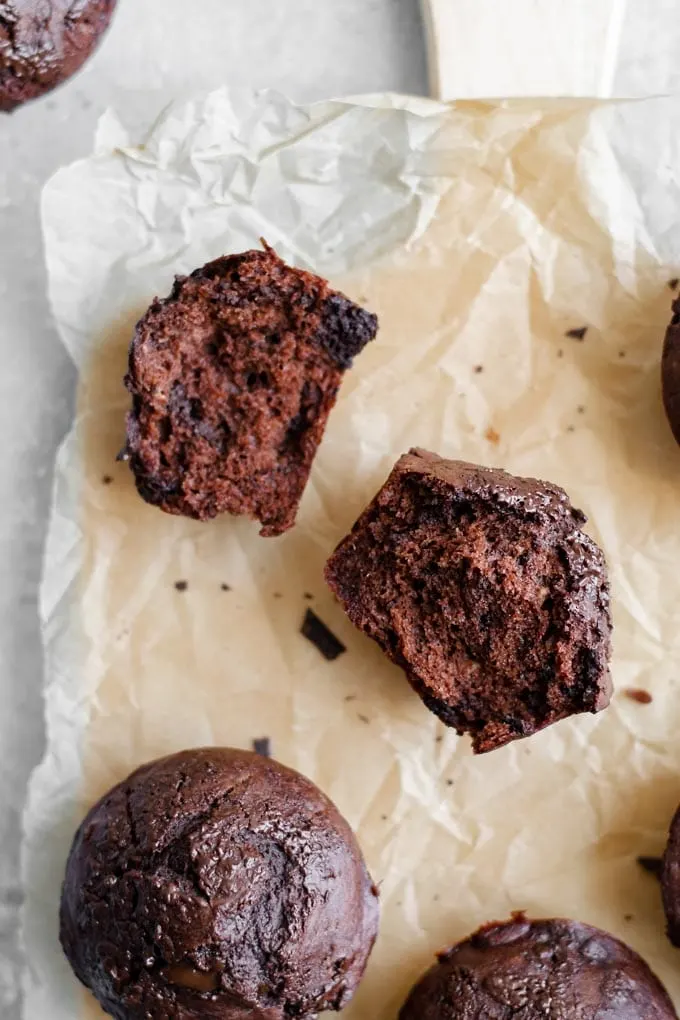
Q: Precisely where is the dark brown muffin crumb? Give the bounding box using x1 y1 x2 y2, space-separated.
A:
625 688 653 705
0 1 117 112
566 326 589 340
124 246 377 536
399 916 676 1020
325 449 612 753
60 748 379 1020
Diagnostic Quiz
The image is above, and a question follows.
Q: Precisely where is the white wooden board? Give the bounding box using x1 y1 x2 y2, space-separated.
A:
422 0 680 99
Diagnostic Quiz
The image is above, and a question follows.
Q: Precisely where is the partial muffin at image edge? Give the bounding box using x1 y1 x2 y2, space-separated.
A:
123 245 378 536
59 747 380 1020
662 296 680 447
0 0 118 112
662 800 680 949
325 448 612 753
399 915 677 1019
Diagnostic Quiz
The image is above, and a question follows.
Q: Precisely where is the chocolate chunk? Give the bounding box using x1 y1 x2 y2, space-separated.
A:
0 1 117 112
301 609 346 661
220 583 231 592
102 475 113 485
325 449 612 754
124 246 377 536
669 279 679 291
174 580 188 592
252 737 271 758
566 326 589 340
59 748 379 1020
399 916 676 1020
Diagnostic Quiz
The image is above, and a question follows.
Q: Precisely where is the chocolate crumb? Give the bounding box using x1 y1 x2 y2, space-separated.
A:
344 694 357 702
252 737 272 758
301 609 346 661
485 427 501 445
624 914 634 922
303 592 314 600
566 425 575 433
273 592 282 599
221 583 231 592
637 856 663 879
174 580 188 592
381 814 388 821
619 350 626 358
566 326 588 340
435 735 443 744
102 475 113 485
446 779 453 786
625 688 653 705
557 349 564 358
577 405 585 414
669 278 679 291
357 714 370 725
474 365 484 374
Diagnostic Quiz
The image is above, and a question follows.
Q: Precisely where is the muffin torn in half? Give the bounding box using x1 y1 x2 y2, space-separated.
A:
325 449 612 753
124 245 377 536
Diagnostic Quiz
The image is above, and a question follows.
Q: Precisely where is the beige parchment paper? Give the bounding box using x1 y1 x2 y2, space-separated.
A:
21 88 680 1017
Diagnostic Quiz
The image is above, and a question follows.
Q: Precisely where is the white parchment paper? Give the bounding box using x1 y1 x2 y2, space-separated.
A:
22 89 680 1017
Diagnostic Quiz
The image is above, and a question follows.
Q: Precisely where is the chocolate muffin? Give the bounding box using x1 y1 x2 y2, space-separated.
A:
325 449 612 753
662 297 680 446
124 247 378 536
399 916 676 1019
60 748 380 1020
0 1 117 112
662 802 680 947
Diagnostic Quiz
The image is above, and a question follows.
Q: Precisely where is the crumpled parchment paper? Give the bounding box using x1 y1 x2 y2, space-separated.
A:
21 88 680 1017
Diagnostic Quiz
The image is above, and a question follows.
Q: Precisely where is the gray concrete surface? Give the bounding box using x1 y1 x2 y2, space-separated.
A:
0 2 428 1015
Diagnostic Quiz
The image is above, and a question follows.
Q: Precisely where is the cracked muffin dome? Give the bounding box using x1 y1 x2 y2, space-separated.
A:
0 0 117 112
59 748 380 1020
325 449 612 753
124 246 378 536
399 916 677 1020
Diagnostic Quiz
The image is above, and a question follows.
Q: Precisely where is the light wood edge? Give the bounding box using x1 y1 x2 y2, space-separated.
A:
419 0 444 100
